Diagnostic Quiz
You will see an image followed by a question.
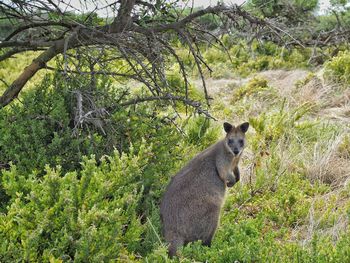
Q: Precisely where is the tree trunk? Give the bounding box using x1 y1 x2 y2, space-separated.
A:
109 0 136 33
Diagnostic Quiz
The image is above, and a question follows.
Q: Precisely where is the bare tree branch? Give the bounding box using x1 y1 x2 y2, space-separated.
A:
0 0 347 113
0 37 78 106
120 94 216 120
4 21 75 41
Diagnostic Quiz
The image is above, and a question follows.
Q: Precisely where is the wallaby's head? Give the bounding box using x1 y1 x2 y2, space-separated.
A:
223 122 249 156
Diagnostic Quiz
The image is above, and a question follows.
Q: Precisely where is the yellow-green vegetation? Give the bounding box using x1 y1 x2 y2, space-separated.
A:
176 40 311 79
0 51 47 94
0 41 350 262
231 76 277 102
325 50 350 84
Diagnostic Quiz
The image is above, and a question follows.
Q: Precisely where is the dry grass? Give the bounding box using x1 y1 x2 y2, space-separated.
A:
291 189 349 245
320 104 350 122
196 68 350 187
306 133 350 187
258 69 309 98
204 69 350 188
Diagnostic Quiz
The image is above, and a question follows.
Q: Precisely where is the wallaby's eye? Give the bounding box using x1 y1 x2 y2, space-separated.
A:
238 139 244 146
228 139 234 144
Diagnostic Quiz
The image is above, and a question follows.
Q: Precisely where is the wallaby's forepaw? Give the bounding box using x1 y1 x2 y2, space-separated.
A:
227 167 240 187
226 181 236 187
234 166 240 182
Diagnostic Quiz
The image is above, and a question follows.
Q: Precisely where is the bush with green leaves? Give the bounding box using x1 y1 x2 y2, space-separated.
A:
0 75 81 174
0 144 151 262
0 72 185 174
231 76 276 103
325 50 350 84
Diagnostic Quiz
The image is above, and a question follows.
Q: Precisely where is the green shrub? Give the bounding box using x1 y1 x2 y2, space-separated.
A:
0 72 187 174
184 116 220 150
231 76 276 103
248 101 322 155
0 75 82 174
0 145 150 262
203 48 228 64
325 50 350 84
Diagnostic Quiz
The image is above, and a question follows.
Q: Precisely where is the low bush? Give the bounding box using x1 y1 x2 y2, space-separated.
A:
325 50 350 84
0 145 150 262
231 76 275 102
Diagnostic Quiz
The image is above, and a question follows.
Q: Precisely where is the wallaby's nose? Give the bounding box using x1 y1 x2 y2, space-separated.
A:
233 149 239 155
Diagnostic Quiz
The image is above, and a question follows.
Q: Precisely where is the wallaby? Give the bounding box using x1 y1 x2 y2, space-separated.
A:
160 121 249 257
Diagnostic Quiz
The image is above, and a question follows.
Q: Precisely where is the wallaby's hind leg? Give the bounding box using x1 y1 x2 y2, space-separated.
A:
202 238 212 247
168 238 184 258
202 226 216 247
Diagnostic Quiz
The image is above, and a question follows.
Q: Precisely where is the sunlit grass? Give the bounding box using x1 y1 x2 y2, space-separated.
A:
0 51 48 95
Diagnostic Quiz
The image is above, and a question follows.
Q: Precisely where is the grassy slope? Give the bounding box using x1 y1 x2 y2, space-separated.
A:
0 46 349 262
165 69 350 262
140 51 349 261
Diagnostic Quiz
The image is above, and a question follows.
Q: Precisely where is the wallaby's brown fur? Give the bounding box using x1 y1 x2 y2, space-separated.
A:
160 121 249 257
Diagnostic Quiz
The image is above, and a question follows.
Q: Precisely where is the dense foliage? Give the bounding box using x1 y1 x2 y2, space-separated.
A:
325 50 350 83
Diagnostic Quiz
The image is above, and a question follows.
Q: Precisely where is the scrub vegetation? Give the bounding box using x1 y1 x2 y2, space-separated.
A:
0 0 350 262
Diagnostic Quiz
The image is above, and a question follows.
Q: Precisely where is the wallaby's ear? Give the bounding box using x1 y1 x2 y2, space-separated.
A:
239 122 249 133
223 122 233 133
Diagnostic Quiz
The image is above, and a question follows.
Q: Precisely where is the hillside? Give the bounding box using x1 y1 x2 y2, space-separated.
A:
1 55 349 261
179 68 350 262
